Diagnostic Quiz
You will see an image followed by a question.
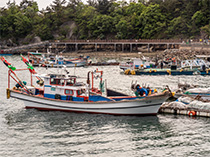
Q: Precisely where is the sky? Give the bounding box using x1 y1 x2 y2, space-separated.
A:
0 0 54 10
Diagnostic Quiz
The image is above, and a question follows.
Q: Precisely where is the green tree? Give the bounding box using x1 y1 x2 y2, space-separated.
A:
140 4 166 38
96 0 115 14
74 3 97 39
88 14 114 39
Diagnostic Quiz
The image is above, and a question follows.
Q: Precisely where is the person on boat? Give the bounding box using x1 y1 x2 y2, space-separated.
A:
160 61 163 69
201 64 206 71
136 84 148 96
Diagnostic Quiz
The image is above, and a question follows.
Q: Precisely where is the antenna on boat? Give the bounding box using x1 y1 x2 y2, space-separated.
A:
62 65 69 75
74 63 77 76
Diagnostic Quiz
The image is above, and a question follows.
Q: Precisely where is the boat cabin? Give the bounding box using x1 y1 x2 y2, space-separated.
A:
9 67 139 103
39 74 88 101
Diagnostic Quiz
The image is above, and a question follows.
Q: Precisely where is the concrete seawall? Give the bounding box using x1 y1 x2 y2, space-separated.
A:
180 44 210 51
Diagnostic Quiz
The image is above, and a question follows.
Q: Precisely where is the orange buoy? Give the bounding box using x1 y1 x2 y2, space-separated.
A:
188 111 196 116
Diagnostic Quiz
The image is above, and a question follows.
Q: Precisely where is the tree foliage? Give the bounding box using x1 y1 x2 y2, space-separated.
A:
0 0 210 43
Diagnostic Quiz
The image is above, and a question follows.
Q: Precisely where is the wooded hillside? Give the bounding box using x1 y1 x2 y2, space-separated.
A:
0 0 209 45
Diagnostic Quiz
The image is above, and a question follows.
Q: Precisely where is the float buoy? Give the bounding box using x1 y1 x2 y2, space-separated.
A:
188 111 196 116
124 69 131 75
167 70 171 75
6 88 10 99
131 70 136 75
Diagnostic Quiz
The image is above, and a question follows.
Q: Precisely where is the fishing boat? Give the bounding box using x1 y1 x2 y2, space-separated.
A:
120 57 155 71
1 56 171 116
174 83 210 101
122 57 210 76
0 50 12 56
28 52 89 67
27 52 44 66
124 66 196 75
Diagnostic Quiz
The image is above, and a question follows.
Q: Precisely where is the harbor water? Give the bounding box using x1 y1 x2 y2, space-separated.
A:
1 56 210 156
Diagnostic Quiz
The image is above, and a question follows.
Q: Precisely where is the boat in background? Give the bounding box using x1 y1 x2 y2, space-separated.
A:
122 58 210 76
0 50 12 56
1 56 171 116
174 83 210 101
28 52 89 67
120 55 156 71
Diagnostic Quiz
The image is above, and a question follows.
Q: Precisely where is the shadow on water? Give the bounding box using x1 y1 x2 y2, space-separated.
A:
5 108 161 131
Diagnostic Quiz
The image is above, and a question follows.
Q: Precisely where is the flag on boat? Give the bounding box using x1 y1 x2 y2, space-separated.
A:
21 55 36 74
0 56 16 71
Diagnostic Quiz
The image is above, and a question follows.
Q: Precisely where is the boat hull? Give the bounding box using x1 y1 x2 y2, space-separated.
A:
175 93 210 101
43 61 86 68
135 70 195 75
10 90 169 115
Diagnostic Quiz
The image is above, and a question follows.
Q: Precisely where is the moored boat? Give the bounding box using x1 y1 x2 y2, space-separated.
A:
28 52 89 67
175 84 210 101
2 56 171 116
0 50 13 56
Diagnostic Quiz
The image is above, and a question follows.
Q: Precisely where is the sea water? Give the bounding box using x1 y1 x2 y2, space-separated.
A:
1 56 210 156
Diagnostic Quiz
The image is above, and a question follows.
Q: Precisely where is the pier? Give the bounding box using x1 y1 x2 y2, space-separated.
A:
49 39 181 53
2 39 209 54
2 39 182 54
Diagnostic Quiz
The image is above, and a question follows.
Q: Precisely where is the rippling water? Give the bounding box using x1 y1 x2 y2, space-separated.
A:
1 56 210 156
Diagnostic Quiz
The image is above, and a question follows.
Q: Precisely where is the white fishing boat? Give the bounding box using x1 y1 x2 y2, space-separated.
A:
174 83 210 101
120 57 155 71
2 56 171 116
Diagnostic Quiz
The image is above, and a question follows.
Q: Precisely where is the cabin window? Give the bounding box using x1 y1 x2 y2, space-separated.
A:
51 87 56 91
77 90 81 95
77 89 83 96
66 79 75 86
76 89 86 96
60 79 65 86
50 78 64 86
50 78 57 85
65 89 74 95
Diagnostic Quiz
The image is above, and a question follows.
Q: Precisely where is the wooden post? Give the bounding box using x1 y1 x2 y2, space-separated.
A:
95 43 97 51
122 44 124 52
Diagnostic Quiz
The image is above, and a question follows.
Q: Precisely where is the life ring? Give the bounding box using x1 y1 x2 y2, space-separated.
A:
188 111 196 116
